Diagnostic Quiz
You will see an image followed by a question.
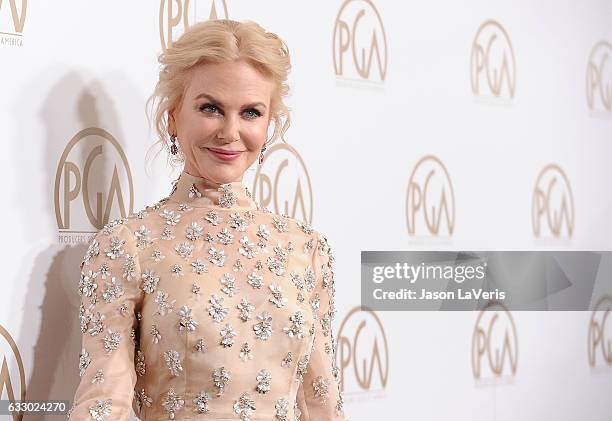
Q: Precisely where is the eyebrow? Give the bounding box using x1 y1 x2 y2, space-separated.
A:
193 93 267 110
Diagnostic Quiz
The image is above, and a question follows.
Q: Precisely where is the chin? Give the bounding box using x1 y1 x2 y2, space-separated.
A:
200 163 244 183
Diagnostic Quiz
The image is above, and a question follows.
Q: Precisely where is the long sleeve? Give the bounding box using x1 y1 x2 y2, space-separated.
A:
69 221 143 421
296 232 347 421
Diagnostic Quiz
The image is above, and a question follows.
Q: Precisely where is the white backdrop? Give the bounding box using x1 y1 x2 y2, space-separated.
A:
0 1 611 420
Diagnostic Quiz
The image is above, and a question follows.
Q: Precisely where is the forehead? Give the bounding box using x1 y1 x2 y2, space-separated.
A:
185 60 274 103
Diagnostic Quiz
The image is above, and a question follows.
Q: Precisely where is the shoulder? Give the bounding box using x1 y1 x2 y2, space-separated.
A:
85 196 173 248
251 209 335 259
248 208 314 240
125 196 174 226
125 195 182 232
278 214 333 266
306 225 333 262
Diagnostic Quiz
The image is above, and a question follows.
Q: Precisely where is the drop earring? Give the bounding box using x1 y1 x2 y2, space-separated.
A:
170 134 178 155
259 144 267 164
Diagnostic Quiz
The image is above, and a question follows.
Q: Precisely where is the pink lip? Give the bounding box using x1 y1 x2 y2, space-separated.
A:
206 147 243 161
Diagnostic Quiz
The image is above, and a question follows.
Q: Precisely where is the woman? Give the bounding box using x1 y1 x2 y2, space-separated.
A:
70 19 346 421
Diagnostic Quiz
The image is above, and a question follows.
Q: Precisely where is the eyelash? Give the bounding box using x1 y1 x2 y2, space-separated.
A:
199 103 262 119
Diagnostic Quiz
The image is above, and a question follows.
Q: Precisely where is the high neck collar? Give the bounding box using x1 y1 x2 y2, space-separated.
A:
167 170 258 211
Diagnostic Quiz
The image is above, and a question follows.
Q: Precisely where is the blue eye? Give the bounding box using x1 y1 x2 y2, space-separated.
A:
198 103 261 119
199 103 219 114
244 109 262 119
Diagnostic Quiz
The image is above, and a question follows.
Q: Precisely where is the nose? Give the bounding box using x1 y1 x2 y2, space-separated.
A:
217 114 240 143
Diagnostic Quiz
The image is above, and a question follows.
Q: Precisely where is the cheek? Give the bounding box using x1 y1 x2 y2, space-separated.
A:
242 121 269 151
179 114 216 140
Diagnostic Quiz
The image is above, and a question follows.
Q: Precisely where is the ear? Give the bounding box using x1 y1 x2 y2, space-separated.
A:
168 109 176 136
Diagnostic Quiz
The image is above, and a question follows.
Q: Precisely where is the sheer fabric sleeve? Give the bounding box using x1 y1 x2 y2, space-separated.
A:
69 222 143 421
296 232 347 420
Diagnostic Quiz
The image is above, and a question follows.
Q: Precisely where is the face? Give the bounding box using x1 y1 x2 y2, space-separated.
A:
169 59 274 183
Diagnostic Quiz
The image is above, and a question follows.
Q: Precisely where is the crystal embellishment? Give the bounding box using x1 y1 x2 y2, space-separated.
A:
312 376 330 403
256 369 272 394
268 284 288 308
177 305 198 332
212 366 231 396
88 399 112 420
102 330 121 354
275 398 289 421
208 294 229 322
162 388 184 420
164 349 183 376
218 184 237 208
253 311 273 341
233 392 256 420
193 390 211 414
189 184 202 199
78 348 90 377
283 311 307 339
237 298 255 322
219 323 237 347
141 269 160 294
240 342 253 361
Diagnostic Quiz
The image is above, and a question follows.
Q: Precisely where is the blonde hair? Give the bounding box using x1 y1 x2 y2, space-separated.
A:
145 19 292 169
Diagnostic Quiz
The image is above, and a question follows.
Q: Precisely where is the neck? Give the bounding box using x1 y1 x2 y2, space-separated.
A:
167 169 258 211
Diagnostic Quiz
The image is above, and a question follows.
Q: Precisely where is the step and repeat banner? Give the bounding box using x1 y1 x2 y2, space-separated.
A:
0 1 611 420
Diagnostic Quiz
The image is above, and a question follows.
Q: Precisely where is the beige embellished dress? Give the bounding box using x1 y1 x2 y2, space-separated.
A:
70 170 346 421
